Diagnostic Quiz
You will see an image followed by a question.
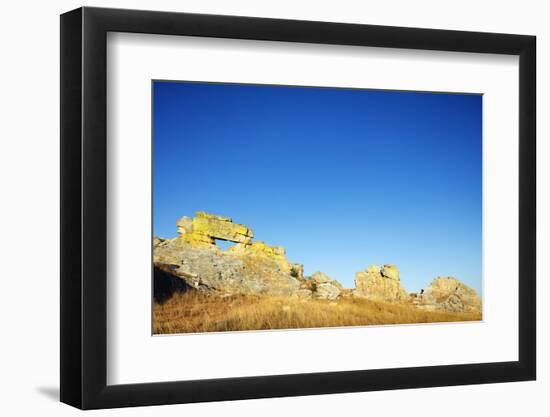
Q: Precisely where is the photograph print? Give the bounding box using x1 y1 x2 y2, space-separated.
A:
152 81 482 335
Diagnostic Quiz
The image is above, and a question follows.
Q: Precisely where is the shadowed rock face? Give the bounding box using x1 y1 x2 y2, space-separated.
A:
153 264 192 303
420 277 481 313
354 264 408 301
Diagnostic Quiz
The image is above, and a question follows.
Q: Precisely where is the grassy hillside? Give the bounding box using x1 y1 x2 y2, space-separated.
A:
153 292 481 334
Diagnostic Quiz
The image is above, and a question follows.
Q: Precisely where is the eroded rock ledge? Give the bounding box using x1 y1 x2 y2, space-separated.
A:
177 212 253 246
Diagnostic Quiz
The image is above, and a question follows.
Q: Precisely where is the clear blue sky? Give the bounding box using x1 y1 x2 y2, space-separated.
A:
153 81 482 295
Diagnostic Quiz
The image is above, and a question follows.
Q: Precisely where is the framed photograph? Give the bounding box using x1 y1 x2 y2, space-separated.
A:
60 6 536 409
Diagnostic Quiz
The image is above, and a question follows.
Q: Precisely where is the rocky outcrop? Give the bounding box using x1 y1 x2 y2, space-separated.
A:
154 240 300 297
419 277 481 313
295 272 344 300
227 240 294 274
354 264 408 302
310 272 343 300
154 212 317 298
156 212 481 311
177 212 253 246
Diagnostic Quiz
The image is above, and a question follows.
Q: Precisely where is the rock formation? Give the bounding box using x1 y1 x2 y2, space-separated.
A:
177 212 253 246
154 212 328 299
309 272 343 300
227 240 297 275
419 277 482 313
354 264 408 301
155 212 481 313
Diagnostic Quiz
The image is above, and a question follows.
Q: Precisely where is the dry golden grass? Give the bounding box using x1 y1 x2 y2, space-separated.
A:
153 292 481 334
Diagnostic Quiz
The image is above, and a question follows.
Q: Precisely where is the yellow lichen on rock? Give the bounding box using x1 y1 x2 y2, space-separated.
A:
178 211 253 247
175 212 294 273
179 231 216 247
195 211 232 222
229 241 291 273
242 241 286 258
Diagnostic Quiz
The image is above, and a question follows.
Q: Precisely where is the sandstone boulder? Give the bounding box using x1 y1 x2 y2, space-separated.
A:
420 277 481 313
315 284 341 300
310 272 343 300
354 264 408 302
311 271 333 284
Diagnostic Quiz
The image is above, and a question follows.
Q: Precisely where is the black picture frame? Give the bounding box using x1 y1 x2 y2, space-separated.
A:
60 6 536 410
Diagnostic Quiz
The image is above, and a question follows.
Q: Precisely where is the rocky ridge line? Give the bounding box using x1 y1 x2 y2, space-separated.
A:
154 212 482 313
